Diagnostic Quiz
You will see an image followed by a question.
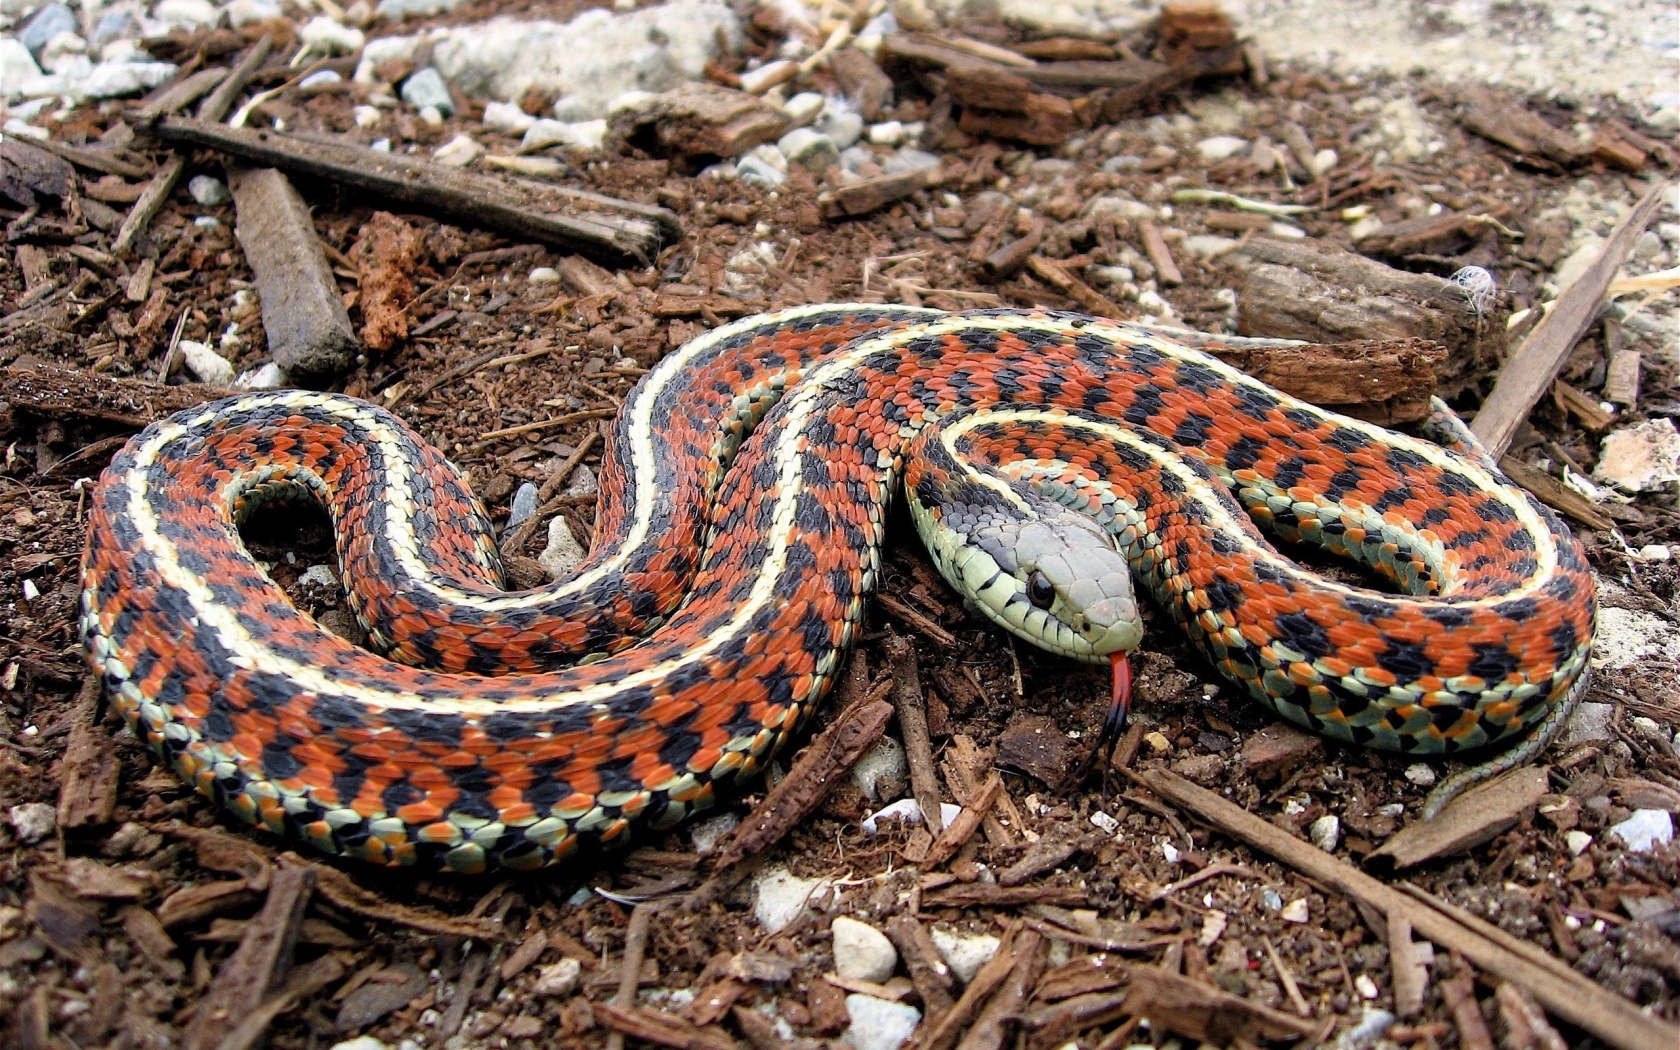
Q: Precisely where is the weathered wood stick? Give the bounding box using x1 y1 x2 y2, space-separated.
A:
142 117 676 266
1471 180 1669 456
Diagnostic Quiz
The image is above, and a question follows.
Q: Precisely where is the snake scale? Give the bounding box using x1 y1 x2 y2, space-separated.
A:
80 306 1596 873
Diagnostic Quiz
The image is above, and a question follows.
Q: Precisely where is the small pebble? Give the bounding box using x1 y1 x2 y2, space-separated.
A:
188 174 229 206
528 267 560 285
1403 763 1437 786
299 16 365 55
832 916 897 983
1609 809 1673 853
843 994 920 1050
1281 898 1310 923
531 958 581 997
753 864 831 934
179 340 235 384
352 105 381 128
418 106 445 127
538 517 585 578
329 1037 391 1050
1565 830 1593 855
432 134 483 167
868 120 904 145
861 799 960 834
1336 1008 1395 1050
782 90 825 125
929 928 997 984
401 67 454 116
1307 814 1341 852
507 482 540 529
850 737 906 801
688 812 739 854
1089 810 1120 834
1261 889 1283 910
1638 544 1671 561
1196 135 1247 161
7 802 55 844
236 362 289 390
482 100 537 133
1354 973 1380 999
300 565 339 589
299 69 343 92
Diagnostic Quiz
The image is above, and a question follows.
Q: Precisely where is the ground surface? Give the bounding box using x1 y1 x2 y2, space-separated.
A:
1 3 1679 1050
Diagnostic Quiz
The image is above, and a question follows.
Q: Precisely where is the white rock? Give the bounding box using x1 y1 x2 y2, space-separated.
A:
423 3 743 122
1403 763 1437 786
528 266 560 284
538 517 585 578
40 34 88 78
1565 830 1593 855
352 105 381 128
752 864 830 934
236 361 289 389
1196 135 1248 162
300 16 365 56
815 102 864 149
293 70 341 94
1311 147 1339 176
7 802 55 844
432 134 483 167
400 66 454 115
783 90 824 125
355 36 419 82
300 564 339 588
778 126 839 171
1307 815 1341 852
1181 234 1239 259
844 994 919 1050
1551 235 1604 292
329 1037 391 1050
850 737 906 801
154 0 219 26
1087 195 1156 221
929 927 997 984
226 0 282 26
520 118 605 151
377 0 465 18
188 175 229 206
80 61 178 99
688 812 739 854
861 799 961 834
1609 809 1674 853
1638 544 1671 561
532 958 581 997
867 119 904 145
0 39 43 100
736 145 787 186
418 106 444 126
1561 700 1616 745
1594 418 1680 493
1 118 48 140
483 99 537 133
1281 898 1311 923
883 148 939 174
20 3 77 55
180 340 235 384
832 917 897 983
1336 1007 1395 1050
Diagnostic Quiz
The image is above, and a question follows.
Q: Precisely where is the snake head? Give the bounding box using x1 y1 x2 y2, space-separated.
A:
910 481 1143 665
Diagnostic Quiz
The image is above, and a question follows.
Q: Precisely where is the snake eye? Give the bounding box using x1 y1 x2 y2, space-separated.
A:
1027 572 1055 609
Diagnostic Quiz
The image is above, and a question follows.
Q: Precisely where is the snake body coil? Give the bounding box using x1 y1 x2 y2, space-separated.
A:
81 308 1596 872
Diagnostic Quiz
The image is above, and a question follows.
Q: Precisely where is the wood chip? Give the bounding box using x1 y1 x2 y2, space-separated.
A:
1023 256 1127 319
1388 912 1428 1018
592 1001 740 1050
277 854 495 938
1496 456 1613 531
56 677 118 833
1440 963 1497 1050
819 166 941 220
1139 221 1183 285
1238 723 1323 780
1372 766 1548 869
1123 962 1319 1042
885 630 945 836
1471 180 1669 456
181 865 313 1050
608 82 788 168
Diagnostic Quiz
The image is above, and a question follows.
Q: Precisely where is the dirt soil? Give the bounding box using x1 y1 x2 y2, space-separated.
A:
1 7 1679 1050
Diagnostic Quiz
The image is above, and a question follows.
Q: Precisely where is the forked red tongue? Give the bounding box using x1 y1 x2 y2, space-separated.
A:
1109 651 1132 729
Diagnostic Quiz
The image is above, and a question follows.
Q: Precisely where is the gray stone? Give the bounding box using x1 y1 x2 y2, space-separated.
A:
180 340 235 384
532 958 581 997
1560 701 1615 747
777 126 838 171
376 0 466 19
882 148 939 174
929 928 998 984
20 3 77 58
188 175 230 206
832 917 897 983
507 482 540 529
538 517 584 578
815 104 864 149
843 994 919 1050
81 62 178 100
7 802 55 844
400 67 454 116
423 2 743 122
0 39 42 100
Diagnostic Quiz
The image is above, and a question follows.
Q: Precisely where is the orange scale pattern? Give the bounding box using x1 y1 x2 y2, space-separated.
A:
82 309 1595 871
